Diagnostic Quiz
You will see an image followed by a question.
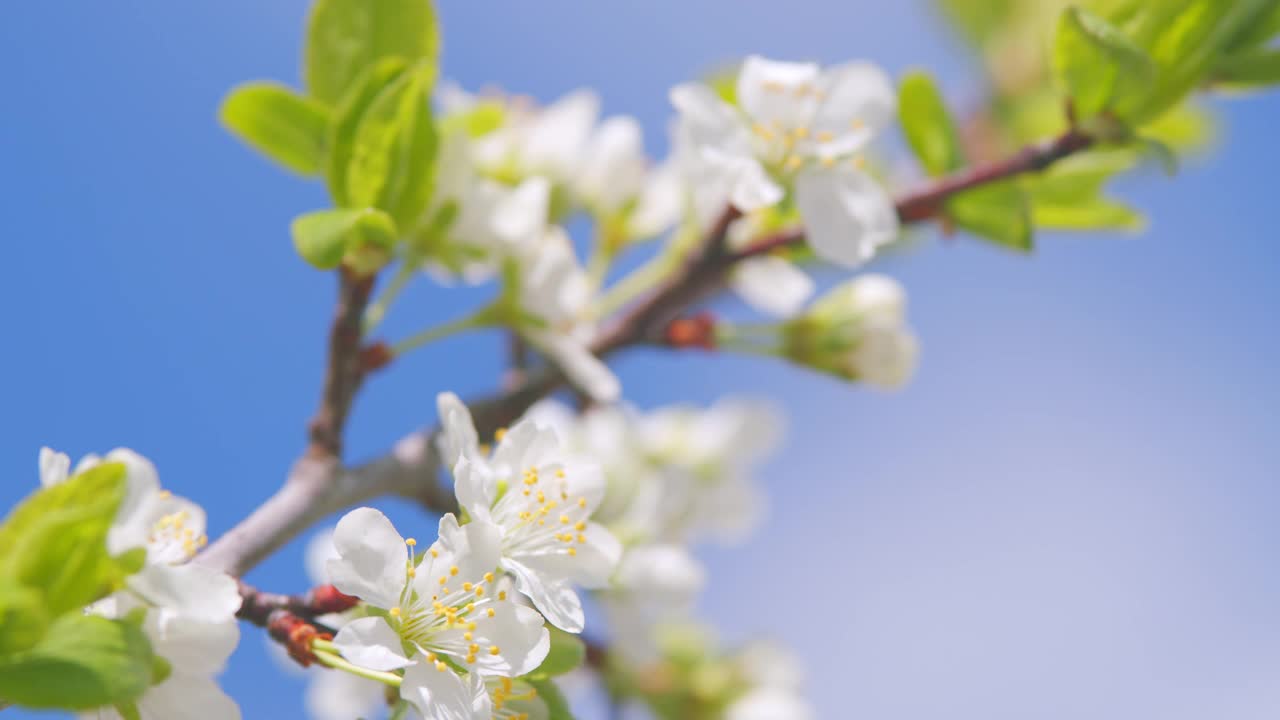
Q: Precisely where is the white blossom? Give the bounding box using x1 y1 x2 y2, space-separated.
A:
38 447 241 628
326 508 549 720
438 393 622 633
795 274 919 388
574 116 681 239
83 598 241 720
671 55 899 267
602 544 706 664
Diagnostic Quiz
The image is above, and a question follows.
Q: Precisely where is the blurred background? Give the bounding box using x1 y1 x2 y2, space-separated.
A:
2 1 1278 718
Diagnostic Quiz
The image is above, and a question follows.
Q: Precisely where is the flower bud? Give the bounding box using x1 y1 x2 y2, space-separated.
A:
783 274 919 388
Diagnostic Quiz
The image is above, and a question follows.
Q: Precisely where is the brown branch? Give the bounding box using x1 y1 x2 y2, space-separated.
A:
735 128 1095 260
199 129 1096 578
307 268 377 458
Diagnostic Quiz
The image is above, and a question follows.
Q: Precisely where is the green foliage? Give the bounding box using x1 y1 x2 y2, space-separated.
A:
0 462 131 617
1215 50 1280 88
1053 6 1154 121
0 613 155 711
899 71 965 176
291 207 398 272
304 0 442 105
327 58 410 206
1026 150 1144 231
219 82 330 176
345 63 440 229
947 181 1033 251
530 627 586 678
0 585 49 655
528 678 576 720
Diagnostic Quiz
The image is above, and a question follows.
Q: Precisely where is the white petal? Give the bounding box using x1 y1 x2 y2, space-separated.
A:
577 115 647 213
437 601 550 677
810 61 896 157
136 672 242 720
129 563 241 627
794 167 899 267
525 331 621 404
571 522 622 588
491 176 550 251
726 687 815 720
702 146 783 212
451 457 497 522
102 448 162 555
669 83 746 152
737 55 822 130
628 160 683 238
615 544 706 607
502 558 585 633
305 665 388 720
147 616 240 676
437 513 502 584
436 391 480 469
730 256 815 318
326 507 408 610
854 323 920 389
303 527 338 586
401 663 490 720
523 90 600 180
333 616 414 671
38 447 70 487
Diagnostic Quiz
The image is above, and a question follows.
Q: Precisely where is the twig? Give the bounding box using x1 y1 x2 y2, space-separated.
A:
307 268 377 458
199 129 1096 578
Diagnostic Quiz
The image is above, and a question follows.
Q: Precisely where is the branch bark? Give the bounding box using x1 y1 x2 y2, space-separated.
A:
198 129 1095 578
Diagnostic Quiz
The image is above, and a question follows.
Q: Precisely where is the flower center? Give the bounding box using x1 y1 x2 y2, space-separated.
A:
149 495 207 561
496 464 592 558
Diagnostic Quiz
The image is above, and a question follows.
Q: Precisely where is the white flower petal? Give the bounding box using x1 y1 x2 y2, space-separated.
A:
730 256 815 318
502 559 585 634
401 662 490 720
794 166 898 267
526 331 621 404
102 448 162 555
577 115 647 213
38 447 70 487
669 83 747 153
491 176 550 251
303 527 338 587
134 672 242 720
726 687 814 720
326 507 409 610
305 666 388 720
523 90 600 180
737 55 822 131
810 61 896 157
451 457 497 522
628 160 683 238
129 563 241 627
436 391 480 469
148 617 240 676
333 616 413 672
702 146 783 212
437 601 549 677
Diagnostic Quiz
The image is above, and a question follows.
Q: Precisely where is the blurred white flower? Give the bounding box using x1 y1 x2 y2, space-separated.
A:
789 274 919 389
39 447 240 629
671 55 899 267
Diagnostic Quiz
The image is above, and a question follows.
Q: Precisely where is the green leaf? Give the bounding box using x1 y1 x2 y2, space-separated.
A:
1136 136 1178 176
327 58 410 206
291 207 398 271
1216 49 1280 87
1053 6 1154 120
0 613 154 710
0 585 49 655
947 181 1033 252
1032 197 1144 231
304 0 441 105
528 678 575 720
346 64 440 229
531 627 586 678
219 81 330 176
0 462 130 616
898 71 964 176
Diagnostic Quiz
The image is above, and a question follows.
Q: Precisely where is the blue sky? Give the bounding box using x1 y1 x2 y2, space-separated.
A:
2 1 1278 718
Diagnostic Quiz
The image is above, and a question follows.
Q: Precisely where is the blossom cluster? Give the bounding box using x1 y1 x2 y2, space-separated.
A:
39 448 243 720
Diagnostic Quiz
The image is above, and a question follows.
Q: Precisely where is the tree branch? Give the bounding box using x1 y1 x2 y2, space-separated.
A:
199 129 1096 578
307 268 377 458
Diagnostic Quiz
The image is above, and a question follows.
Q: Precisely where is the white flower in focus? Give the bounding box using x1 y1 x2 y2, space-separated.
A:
438 393 622 633
671 55 899 267
83 600 241 720
38 447 241 628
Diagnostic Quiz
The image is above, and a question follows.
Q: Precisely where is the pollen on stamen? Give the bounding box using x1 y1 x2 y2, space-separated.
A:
567 547 577 556
484 572 495 583
494 427 508 442
389 607 401 617
489 645 501 656
405 538 417 547
435 660 448 672
498 591 507 601
559 514 570 525
577 498 587 508
449 565 459 576
487 608 496 617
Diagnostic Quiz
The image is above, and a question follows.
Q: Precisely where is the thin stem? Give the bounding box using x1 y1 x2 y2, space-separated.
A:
312 648 403 688
311 638 338 654
364 260 418 335
585 241 617 296
390 308 495 356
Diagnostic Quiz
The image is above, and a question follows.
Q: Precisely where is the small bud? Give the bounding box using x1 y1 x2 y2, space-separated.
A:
783 274 918 388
